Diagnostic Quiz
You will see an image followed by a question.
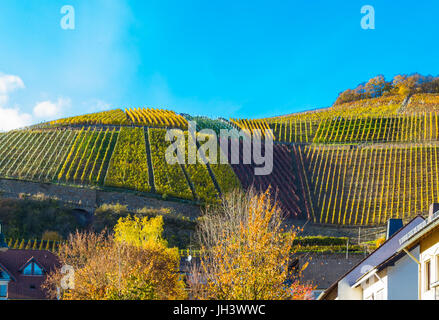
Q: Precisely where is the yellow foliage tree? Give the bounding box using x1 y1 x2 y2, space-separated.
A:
114 215 169 251
43 216 186 300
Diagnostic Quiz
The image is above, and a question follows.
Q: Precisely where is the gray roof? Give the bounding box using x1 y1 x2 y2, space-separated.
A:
319 215 425 299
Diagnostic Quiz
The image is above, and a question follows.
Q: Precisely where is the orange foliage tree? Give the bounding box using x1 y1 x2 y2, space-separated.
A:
43 216 186 300
189 188 313 300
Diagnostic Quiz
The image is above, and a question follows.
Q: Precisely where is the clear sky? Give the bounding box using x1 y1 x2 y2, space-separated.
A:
0 0 438 130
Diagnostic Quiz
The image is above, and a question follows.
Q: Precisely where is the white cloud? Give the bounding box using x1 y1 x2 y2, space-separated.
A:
33 98 71 119
0 73 25 107
85 99 111 112
0 72 75 131
0 73 31 131
0 107 33 132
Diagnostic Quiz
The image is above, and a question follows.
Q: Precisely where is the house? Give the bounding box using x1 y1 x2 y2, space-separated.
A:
397 203 439 300
319 215 425 300
350 242 419 300
0 223 59 300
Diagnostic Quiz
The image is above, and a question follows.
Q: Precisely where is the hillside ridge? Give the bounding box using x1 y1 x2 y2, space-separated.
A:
3 91 439 227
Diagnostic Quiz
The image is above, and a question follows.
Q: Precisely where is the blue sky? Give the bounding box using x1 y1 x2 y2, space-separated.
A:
0 0 438 130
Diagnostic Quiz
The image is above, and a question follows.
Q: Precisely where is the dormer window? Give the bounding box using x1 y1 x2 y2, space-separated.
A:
0 267 11 280
20 259 45 276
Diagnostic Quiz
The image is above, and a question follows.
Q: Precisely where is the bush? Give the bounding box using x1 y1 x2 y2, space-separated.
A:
0 197 84 240
92 204 196 249
92 203 131 233
292 236 349 246
42 231 63 241
375 237 386 248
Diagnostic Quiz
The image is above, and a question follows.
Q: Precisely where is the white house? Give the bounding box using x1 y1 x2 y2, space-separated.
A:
350 244 419 300
397 204 439 300
319 215 425 300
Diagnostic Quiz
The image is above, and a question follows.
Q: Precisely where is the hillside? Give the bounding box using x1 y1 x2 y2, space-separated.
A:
0 114 241 206
229 93 439 224
2 93 439 227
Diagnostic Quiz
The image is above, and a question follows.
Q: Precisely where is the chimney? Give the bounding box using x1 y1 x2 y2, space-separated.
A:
0 221 8 252
386 219 403 240
429 203 439 221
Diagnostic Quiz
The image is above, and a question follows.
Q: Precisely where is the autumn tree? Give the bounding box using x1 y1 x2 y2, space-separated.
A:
420 77 439 93
392 74 415 96
189 188 313 300
364 75 390 98
334 73 439 105
391 73 435 96
43 216 186 300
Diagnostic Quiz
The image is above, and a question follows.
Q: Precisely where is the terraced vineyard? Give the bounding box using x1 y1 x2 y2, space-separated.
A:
104 127 150 192
236 111 439 144
405 94 439 114
0 130 78 182
51 109 130 126
229 93 439 224
2 92 439 226
126 108 188 128
303 144 439 225
148 128 195 200
58 128 118 185
49 107 188 128
220 139 306 218
312 114 437 144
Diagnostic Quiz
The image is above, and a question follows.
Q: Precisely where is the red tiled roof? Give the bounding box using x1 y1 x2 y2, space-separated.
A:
18 256 47 273
0 250 60 300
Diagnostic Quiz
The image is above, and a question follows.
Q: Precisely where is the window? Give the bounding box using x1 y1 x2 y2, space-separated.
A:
33 264 43 275
23 264 33 275
425 260 431 292
22 262 44 276
0 284 7 298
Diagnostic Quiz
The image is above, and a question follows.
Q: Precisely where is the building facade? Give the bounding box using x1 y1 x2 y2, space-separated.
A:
398 205 439 300
351 245 419 300
319 216 425 300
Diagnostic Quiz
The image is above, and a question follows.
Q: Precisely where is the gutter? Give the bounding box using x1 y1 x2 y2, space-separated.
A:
352 268 378 288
